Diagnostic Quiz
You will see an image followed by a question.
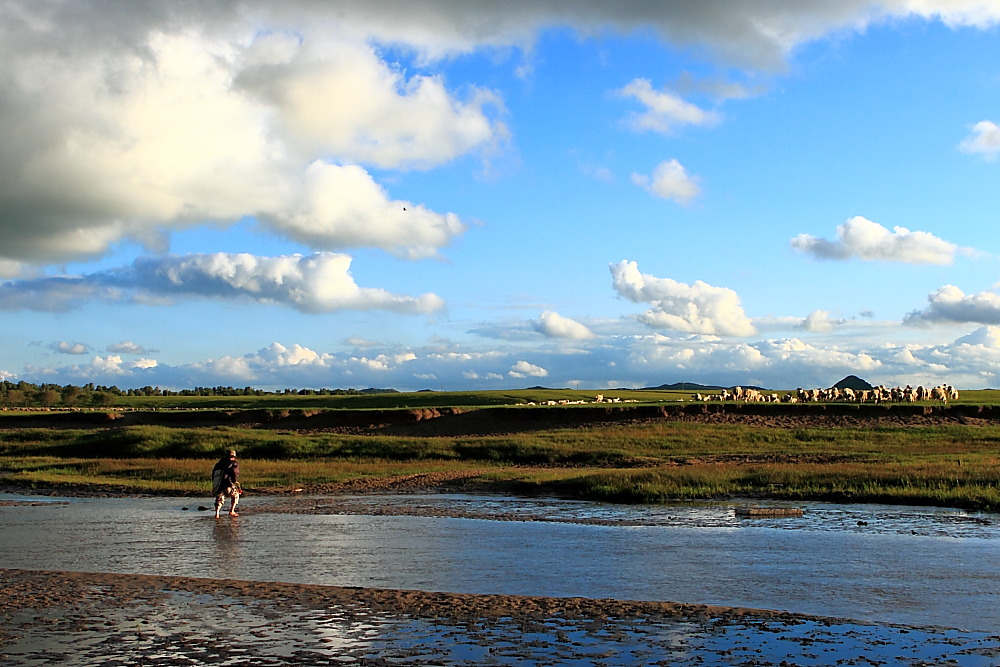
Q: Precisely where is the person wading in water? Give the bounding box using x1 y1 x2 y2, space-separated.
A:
212 449 241 518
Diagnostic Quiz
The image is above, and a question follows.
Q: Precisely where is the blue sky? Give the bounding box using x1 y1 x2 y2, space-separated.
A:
3 1 1000 392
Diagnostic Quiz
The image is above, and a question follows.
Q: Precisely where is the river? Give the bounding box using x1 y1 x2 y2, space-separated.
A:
2 493 998 632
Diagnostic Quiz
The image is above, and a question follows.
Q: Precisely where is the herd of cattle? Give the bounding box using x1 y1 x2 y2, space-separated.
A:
691 384 960 404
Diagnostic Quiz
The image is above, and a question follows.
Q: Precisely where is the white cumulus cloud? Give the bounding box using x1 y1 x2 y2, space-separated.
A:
256 342 327 368
262 162 466 260
2 2 1000 270
631 160 701 206
107 341 157 355
8 324 1000 393
0 253 444 314
237 36 505 170
124 252 446 314
534 311 596 340
798 310 846 333
791 216 963 265
904 285 1000 325
509 360 548 378
610 260 756 337
618 78 720 134
51 341 90 355
955 325 1000 347
959 120 1000 160
0 9 499 268
75 354 159 377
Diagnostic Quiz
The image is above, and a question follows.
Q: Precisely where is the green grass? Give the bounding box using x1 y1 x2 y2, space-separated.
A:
0 455 484 495
551 461 1000 509
3 416 1000 511
99 388 689 410
15 386 1000 410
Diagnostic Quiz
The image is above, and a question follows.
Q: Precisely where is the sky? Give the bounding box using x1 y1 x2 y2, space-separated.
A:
2 1 1000 393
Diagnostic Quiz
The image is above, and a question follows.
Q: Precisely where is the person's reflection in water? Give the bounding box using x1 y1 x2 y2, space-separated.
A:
212 517 241 578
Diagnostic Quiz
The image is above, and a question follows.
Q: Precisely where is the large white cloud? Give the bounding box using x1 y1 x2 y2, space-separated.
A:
904 284 1000 325
261 162 466 259
2 2 998 269
236 35 504 170
610 260 756 337
0 8 499 267
0 252 444 314
791 216 963 264
296 1 1000 68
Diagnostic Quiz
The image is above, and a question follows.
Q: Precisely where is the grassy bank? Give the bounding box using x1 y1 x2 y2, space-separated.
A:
2 418 1000 511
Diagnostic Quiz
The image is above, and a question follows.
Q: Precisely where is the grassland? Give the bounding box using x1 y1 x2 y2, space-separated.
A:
2 387 1000 511
36 387 1000 410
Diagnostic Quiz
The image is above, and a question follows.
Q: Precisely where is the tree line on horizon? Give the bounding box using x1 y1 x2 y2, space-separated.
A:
0 380 391 408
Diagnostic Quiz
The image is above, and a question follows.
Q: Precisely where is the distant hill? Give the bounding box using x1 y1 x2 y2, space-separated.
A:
832 375 873 390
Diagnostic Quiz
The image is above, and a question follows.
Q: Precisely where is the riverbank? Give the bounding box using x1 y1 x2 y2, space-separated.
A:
3 568 998 666
2 401 998 435
6 403 1000 511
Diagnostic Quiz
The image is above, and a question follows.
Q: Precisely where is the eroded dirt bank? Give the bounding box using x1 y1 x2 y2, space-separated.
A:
1 402 996 435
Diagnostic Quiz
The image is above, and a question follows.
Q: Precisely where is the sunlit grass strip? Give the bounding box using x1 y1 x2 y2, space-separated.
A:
4 418 1000 510
0 456 491 496
7 422 1000 464
545 462 1000 510
4 457 1000 510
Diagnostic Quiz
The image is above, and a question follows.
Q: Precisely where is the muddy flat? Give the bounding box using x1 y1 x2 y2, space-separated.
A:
2 569 999 666
3 492 1000 665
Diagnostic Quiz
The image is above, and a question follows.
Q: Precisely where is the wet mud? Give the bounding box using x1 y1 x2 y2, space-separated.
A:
2 569 999 666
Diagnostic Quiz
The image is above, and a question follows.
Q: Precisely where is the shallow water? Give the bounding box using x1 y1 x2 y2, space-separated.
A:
2 493 999 631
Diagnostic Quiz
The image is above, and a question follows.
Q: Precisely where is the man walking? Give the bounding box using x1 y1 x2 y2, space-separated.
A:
212 449 241 518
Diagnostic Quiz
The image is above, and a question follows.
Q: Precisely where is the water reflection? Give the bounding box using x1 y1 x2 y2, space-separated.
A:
307 493 1000 539
2 493 999 631
7 582 996 667
211 517 242 578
